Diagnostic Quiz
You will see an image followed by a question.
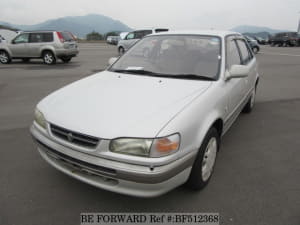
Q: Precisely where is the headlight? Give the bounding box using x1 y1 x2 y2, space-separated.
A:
34 108 47 129
109 133 180 157
110 138 152 157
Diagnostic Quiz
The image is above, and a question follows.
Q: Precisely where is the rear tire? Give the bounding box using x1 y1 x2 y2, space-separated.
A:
186 127 219 190
43 51 56 65
61 57 72 63
118 47 125 56
0 50 11 64
252 46 259 54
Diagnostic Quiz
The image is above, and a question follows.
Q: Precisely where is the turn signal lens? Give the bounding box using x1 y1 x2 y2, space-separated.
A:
155 138 179 152
151 134 180 157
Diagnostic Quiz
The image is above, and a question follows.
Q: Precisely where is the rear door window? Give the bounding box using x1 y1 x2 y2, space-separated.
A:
29 33 53 43
134 31 145 39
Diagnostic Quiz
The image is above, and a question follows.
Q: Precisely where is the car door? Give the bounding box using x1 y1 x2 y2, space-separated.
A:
223 36 245 131
28 32 54 57
123 32 138 50
235 39 256 99
28 33 43 57
9 33 29 57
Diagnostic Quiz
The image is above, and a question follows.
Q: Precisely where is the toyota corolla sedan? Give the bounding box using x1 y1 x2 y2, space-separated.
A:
31 30 259 197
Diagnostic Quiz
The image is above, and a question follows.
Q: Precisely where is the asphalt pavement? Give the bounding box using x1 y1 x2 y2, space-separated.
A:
0 44 299 225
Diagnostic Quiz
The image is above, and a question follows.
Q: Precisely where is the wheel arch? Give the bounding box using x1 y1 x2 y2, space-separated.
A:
0 48 11 57
40 48 56 58
194 111 224 153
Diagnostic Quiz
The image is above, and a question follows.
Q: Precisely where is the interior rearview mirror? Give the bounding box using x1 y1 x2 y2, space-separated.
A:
226 65 249 80
108 57 118 66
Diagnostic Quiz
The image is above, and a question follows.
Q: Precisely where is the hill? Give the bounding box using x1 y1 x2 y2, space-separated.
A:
231 25 290 34
0 14 132 38
243 32 271 39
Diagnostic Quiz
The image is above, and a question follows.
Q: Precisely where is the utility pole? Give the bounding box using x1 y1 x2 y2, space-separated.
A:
298 11 300 34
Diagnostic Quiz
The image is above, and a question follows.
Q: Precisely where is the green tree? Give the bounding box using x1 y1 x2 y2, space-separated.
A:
86 31 103 40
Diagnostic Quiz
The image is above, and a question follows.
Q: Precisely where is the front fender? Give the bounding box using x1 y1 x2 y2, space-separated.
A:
156 85 225 161
0 46 12 57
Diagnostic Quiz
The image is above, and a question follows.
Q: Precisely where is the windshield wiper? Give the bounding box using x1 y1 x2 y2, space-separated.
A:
111 69 216 81
167 74 216 81
111 69 162 77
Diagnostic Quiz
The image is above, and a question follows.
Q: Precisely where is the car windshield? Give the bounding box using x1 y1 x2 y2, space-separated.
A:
109 35 221 80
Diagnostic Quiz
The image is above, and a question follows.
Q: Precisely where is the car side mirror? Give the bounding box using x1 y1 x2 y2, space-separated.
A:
108 57 118 66
11 40 15 44
226 65 249 80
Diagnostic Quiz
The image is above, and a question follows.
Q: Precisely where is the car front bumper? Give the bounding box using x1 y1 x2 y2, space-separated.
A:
30 124 195 197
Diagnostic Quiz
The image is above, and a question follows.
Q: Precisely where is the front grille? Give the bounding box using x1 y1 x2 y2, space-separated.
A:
36 139 116 176
50 124 99 148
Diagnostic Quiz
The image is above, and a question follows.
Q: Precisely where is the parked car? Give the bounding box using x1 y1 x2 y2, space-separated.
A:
119 32 129 40
117 28 168 55
244 35 260 53
31 30 259 197
106 36 120 45
254 36 268 45
0 31 79 65
269 32 300 47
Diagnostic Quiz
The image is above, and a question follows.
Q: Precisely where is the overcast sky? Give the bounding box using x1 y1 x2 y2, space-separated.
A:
1 0 300 31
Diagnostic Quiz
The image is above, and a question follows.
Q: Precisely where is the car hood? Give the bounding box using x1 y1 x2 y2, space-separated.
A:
38 71 211 139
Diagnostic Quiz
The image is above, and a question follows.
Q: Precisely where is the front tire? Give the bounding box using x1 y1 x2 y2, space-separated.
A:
43 51 56 65
0 50 11 64
186 127 219 190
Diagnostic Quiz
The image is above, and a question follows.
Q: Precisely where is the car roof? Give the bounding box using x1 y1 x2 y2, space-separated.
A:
131 28 168 31
148 30 241 38
21 30 71 33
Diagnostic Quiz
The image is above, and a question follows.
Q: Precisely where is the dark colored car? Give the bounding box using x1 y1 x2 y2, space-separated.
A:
269 32 300 47
244 36 260 53
254 36 268 45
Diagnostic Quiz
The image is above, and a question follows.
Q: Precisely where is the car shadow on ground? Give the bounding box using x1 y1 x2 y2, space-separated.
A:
1 60 81 70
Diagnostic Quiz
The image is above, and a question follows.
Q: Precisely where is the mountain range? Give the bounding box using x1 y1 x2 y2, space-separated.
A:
0 15 293 39
0 14 132 38
231 25 290 34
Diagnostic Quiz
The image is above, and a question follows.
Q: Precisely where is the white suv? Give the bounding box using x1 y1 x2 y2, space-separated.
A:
117 28 168 55
0 31 79 65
